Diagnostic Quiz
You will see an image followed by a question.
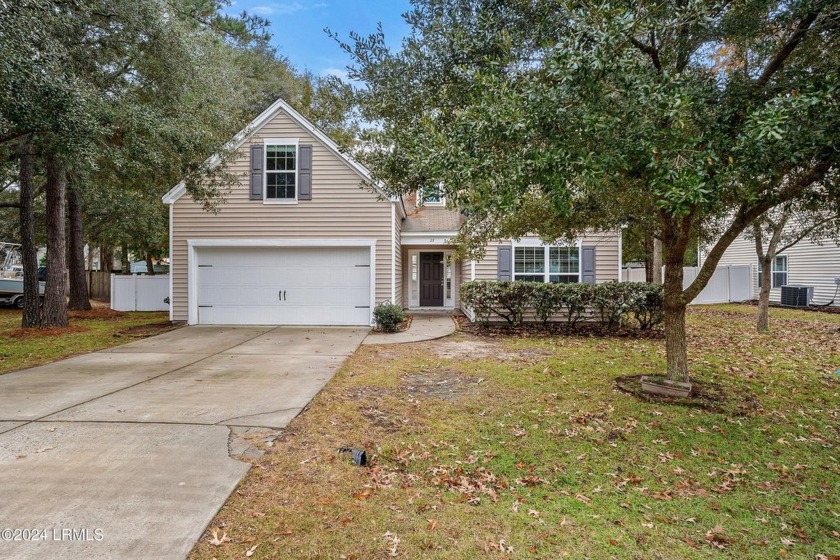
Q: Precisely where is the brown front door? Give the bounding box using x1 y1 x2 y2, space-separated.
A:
419 252 444 307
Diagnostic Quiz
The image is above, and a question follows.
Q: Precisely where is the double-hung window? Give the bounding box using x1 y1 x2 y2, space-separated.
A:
265 139 298 203
758 255 788 288
514 245 580 283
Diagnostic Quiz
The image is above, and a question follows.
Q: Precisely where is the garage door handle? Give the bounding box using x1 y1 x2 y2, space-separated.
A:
278 290 282 301
283 290 286 301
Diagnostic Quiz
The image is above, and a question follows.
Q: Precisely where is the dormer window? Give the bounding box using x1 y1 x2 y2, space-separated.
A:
419 183 444 206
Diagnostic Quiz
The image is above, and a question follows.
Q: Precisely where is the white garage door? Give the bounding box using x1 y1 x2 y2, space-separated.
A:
195 246 371 325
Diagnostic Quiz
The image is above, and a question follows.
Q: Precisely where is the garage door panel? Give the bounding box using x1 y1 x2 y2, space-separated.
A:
195 246 371 326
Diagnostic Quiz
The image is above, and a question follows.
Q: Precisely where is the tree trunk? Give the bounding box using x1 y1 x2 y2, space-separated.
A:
145 254 155 276
757 259 772 332
101 246 113 273
663 259 690 382
651 238 663 284
643 235 654 283
67 179 91 310
17 136 40 328
121 244 130 274
41 160 68 328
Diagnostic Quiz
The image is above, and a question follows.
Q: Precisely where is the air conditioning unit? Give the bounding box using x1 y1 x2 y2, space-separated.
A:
780 285 813 308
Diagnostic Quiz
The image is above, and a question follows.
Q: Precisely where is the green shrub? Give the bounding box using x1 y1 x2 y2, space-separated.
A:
373 302 405 332
460 280 664 330
627 282 664 330
592 281 635 330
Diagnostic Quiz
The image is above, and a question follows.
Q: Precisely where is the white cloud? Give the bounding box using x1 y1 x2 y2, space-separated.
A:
320 67 350 81
251 2 327 16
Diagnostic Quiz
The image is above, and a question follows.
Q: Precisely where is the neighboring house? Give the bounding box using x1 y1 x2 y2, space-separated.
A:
700 234 840 306
162 98 622 326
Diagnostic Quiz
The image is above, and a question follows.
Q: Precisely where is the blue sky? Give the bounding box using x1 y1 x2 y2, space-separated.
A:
228 0 412 80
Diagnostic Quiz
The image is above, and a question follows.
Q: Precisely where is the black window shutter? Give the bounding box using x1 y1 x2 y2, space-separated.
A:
582 246 596 284
298 144 312 200
497 245 512 280
250 145 263 200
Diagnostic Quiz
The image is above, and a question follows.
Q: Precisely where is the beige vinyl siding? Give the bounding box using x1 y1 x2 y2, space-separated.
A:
393 204 403 306
704 233 840 306
171 110 392 322
472 232 621 283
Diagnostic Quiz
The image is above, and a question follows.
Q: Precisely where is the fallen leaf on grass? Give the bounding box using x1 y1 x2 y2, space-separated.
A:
354 488 373 500
245 544 258 557
382 532 400 557
208 529 230 546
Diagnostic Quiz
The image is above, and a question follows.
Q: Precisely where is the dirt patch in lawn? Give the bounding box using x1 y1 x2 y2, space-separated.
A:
614 374 760 416
402 369 482 401
431 337 508 360
115 322 179 338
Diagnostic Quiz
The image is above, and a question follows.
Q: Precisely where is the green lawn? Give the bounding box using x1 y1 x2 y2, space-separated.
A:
191 304 840 559
0 306 171 375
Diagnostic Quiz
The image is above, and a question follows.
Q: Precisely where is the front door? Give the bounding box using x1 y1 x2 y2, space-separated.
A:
419 252 444 307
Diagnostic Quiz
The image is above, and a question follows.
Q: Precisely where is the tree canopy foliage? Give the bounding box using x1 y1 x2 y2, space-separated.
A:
339 0 839 381
1 0 356 324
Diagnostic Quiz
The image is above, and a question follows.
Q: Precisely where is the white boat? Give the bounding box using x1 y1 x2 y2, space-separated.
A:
0 277 45 308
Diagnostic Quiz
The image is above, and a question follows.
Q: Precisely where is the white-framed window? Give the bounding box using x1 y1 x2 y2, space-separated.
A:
514 245 580 283
759 255 788 288
418 183 444 206
264 138 298 203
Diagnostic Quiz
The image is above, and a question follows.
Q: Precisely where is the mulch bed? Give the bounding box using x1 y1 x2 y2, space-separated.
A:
372 314 413 334
68 308 127 320
0 325 90 339
614 374 760 416
455 314 664 339
115 322 180 338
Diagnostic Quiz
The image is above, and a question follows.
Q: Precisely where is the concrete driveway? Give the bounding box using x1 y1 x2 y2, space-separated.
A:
0 326 367 559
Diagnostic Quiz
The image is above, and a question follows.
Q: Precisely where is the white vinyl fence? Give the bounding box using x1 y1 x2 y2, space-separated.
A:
621 267 647 282
621 265 752 304
683 265 752 304
111 274 170 311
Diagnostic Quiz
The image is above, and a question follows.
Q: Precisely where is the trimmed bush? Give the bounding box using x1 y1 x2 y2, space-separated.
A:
460 280 664 330
373 302 405 332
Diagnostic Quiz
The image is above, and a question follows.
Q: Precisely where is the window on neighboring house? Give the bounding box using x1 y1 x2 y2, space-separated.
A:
265 141 297 202
758 255 788 288
419 183 444 205
514 245 579 283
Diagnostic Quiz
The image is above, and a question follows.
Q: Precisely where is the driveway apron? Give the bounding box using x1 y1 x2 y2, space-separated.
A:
0 326 367 559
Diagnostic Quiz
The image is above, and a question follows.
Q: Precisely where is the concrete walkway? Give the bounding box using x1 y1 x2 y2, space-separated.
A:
363 314 456 345
0 326 367 559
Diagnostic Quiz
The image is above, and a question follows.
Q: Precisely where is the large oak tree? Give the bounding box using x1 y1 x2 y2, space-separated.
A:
339 0 840 382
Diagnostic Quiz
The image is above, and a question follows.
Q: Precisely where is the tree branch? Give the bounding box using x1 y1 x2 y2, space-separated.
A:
754 7 822 89
629 36 662 72
776 216 839 254
684 161 830 301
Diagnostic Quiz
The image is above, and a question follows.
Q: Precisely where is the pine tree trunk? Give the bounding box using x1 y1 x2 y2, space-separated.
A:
145 254 155 276
41 161 68 328
101 247 113 273
757 259 772 332
121 244 130 274
644 235 654 283
67 180 91 310
663 261 690 382
651 238 663 284
17 136 40 328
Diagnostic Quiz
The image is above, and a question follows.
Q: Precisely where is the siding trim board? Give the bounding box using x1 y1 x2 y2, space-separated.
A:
186 239 377 326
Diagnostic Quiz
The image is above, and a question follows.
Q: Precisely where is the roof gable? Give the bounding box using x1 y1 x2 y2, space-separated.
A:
162 98 385 204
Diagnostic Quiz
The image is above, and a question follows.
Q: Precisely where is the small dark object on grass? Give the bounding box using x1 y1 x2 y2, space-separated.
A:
337 447 368 466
